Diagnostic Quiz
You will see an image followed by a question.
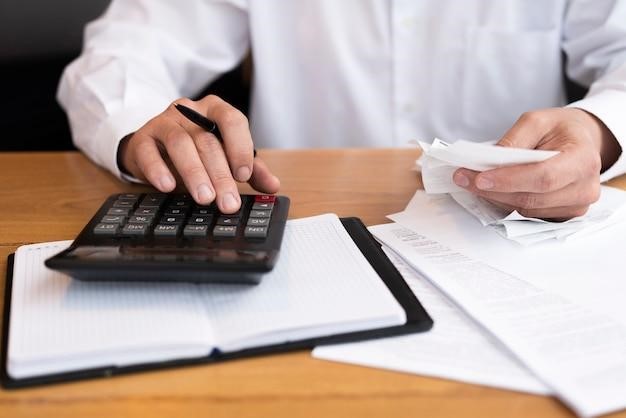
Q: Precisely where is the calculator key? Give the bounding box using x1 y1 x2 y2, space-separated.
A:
169 200 190 208
249 209 271 218
121 223 149 236
107 207 131 216
101 215 126 224
216 216 240 226
118 193 141 201
252 202 274 210
154 224 180 237
247 217 269 227
194 202 215 210
213 225 237 237
192 208 213 216
188 216 212 225
255 195 276 203
184 224 209 237
172 194 192 202
164 207 188 216
166 205 190 214
218 207 242 217
113 200 135 209
134 207 157 216
93 223 119 235
160 215 184 224
128 215 154 224
244 226 268 238
140 194 165 208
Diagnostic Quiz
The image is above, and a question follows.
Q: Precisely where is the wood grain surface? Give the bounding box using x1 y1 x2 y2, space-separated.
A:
1 150 624 418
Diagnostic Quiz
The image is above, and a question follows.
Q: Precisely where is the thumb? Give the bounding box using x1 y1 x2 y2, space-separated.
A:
497 111 550 150
249 157 281 194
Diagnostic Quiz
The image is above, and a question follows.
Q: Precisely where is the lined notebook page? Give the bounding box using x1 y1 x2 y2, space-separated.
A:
199 214 406 352
8 242 212 379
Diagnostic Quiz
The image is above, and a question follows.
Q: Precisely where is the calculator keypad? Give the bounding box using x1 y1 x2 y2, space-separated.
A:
93 193 277 241
48 191 289 283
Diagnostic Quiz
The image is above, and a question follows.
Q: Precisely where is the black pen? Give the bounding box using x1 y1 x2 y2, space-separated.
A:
174 103 257 157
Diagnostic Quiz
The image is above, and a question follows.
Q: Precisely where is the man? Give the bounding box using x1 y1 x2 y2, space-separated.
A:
58 0 626 219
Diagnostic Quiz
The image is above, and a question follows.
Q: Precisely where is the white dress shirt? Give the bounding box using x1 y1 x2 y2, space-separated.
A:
58 0 626 182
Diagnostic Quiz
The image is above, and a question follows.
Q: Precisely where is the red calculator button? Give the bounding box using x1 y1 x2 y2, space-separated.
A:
255 195 276 203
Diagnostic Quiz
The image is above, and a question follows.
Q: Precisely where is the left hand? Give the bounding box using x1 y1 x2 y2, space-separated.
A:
452 108 621 220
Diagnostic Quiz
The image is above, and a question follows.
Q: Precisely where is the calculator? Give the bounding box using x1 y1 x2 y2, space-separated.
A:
45 193 290 283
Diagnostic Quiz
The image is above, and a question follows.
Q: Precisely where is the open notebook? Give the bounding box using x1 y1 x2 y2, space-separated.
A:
2 214 432 387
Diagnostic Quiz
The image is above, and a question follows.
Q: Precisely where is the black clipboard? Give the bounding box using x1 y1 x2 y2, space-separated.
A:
1 217 433 388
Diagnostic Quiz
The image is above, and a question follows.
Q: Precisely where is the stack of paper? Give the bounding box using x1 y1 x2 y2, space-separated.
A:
315 189 626 417
313 246 551 395
417 138 626 245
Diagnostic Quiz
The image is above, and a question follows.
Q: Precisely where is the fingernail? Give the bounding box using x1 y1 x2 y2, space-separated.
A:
236 166 251 182
221 192 239 212
197 183 213 202
160 175 175 190
476 177 494 190
454 173 470 188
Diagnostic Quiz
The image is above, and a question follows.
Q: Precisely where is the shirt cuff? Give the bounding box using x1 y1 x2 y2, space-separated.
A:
93 100 171 181
567 89 626 183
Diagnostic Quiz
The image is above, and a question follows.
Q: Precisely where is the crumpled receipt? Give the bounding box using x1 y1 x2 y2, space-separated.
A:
416 138 626 245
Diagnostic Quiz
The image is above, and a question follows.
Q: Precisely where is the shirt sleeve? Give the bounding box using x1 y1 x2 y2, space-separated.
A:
57 0 250 180
562 0 626 182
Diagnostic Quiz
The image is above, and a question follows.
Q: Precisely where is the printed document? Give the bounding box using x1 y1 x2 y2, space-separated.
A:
384 191 626 417
313 247 550 395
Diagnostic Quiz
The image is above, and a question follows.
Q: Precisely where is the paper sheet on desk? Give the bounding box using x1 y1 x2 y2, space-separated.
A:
417 139 626 245
386 190 626 417
388 189 626 322
313 246 550 395
369 222 626 418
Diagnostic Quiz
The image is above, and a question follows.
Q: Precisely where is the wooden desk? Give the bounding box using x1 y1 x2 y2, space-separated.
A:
1 150 625 418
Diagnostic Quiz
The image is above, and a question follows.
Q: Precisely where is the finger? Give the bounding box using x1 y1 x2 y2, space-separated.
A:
510 204 590 221
126 133 176 192
248 157 281 194
454 150 584 194
191 128 242 214
496 111 552 149
481 198 516 213
477 184 599 210
154 121 216 205
198 95 254 182
456 170 600 209
482 195 590 221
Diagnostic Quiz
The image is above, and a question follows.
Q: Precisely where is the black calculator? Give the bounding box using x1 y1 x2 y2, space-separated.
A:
45 193 290 284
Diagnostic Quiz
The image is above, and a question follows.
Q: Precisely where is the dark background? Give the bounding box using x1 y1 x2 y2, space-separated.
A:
0 1 586 152
0 0 249 152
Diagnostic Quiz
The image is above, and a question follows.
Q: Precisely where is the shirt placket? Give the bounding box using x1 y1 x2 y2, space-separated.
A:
391 0 427 145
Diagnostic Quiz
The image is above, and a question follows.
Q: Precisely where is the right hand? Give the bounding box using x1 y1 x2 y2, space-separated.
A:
118 95 280 213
